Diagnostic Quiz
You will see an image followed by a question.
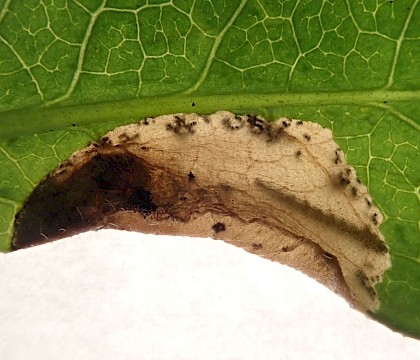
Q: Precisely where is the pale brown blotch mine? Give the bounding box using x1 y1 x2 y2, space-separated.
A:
13 111 390 312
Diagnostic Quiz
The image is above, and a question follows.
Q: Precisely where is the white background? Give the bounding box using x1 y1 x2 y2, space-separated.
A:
1 229 419 360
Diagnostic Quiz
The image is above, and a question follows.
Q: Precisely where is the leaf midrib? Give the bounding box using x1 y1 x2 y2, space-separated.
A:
0 89 419 140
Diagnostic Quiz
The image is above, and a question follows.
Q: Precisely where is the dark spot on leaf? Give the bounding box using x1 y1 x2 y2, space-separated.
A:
338 172 351 187
334 149 342 164
100 136 112 146
356 270 376 299
188 172 195 182
221 184 231 192
222 116 244 130
247 115 265 132
166 116 197 134
212 222 226 233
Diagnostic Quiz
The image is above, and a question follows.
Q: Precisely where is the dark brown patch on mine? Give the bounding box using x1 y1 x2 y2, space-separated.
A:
252 242 263 250
303 134 311 141
12 151 158 250
212 222 226 233
295 150 302 158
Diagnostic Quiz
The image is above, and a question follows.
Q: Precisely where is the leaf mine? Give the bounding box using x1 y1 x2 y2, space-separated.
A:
13 111 390 311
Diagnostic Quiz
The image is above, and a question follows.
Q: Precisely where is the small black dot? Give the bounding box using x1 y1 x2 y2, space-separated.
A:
303 134 311 141
71 123 76 127
187 172 195 182
191 102 195 107
212 222 226 233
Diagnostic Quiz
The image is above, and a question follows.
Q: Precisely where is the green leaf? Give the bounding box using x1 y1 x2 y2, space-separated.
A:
0 0 419 337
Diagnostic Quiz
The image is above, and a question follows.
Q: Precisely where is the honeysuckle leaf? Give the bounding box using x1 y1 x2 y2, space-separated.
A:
0 0 419 337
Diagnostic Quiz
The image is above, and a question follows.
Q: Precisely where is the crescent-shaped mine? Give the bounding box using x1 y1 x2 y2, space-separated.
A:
13 111 390 311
